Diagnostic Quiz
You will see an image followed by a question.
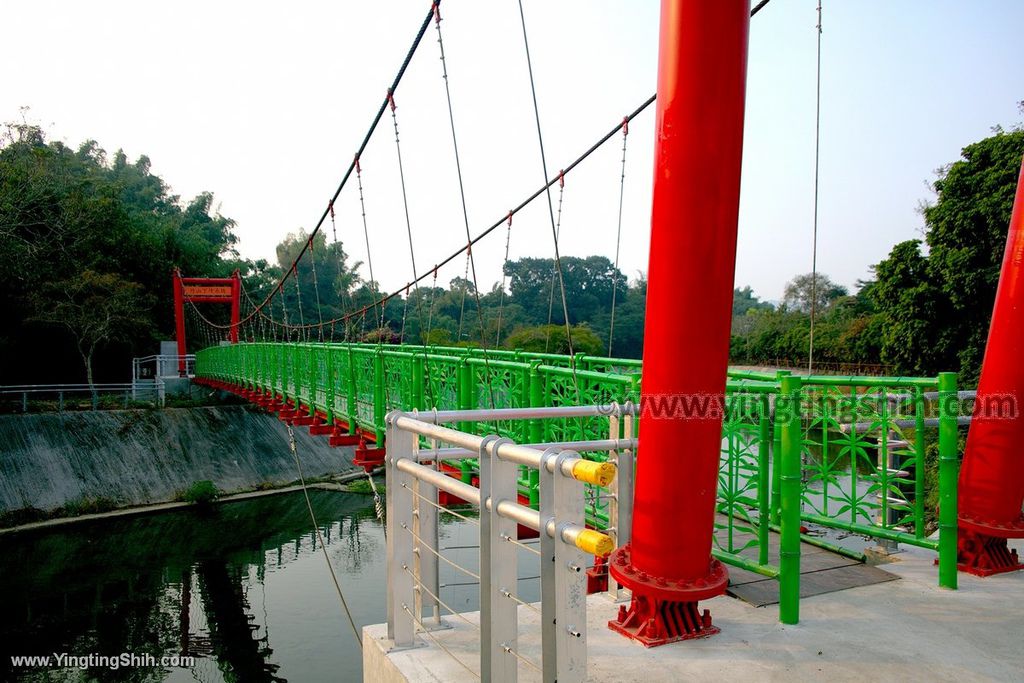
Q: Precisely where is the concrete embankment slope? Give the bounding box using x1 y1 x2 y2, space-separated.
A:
0 406 354 511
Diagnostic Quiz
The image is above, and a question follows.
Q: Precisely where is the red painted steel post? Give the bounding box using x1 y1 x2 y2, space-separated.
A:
608 0 749 646
957 157 1024 576
173 269 188 376
229 269 241 344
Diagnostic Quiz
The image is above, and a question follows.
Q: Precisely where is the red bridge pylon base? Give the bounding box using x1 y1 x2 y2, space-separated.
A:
957 528 1024 577
608 596 719 647
607 545 728 647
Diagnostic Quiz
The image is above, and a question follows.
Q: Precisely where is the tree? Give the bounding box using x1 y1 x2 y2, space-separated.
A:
781 273 847 314
871 126 1024 380
0 121 242 383
504 324 604 356
31 271 154 388
922 128 1024 381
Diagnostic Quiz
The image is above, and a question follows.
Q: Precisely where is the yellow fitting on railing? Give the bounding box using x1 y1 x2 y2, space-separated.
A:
571 459 617 487
575 529 614 557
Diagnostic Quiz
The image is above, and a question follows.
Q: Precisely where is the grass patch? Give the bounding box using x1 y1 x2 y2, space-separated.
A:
345 478 385 495
176 480 220 506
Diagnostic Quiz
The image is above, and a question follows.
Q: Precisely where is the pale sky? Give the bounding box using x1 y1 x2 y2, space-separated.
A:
3 1 1022 302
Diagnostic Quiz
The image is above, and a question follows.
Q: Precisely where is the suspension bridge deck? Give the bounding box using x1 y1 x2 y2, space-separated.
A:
364 538 1024 682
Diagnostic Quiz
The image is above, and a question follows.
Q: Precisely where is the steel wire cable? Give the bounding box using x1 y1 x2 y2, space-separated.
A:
607 120 630 357
400 604 481 680
517 0 580 404
199 1 772 338
215 2 438 329
399 517 481 580
401 565 480 629
286 423 362 646
432 3 499 417
808 0 823 373
307 236 325 342
543 175 566 353
401 482 480 527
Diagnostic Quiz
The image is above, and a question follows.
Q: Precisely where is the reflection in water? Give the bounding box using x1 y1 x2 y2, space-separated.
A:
0 491 409 682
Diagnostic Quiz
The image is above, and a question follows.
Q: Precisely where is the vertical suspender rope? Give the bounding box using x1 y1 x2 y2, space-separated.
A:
517 0 582 403
607 117 630 357
808 0 823 373
433 2 496 409
543 172 566 353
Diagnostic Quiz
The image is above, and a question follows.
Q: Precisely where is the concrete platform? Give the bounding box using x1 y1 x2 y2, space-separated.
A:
363 539 1024 682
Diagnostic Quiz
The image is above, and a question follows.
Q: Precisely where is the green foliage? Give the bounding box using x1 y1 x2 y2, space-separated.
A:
178 480 220 506
0 121 242 384
782 272 848 314
504 324 604 355
872 128 1024 381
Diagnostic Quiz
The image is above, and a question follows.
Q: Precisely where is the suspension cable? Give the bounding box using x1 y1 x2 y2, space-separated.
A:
543 172 566 353
494 211 514 347
308 234 326 342
223 2 438 330
286 422 362 645
433 2 496 408
607 117 630 357
354 155 384 336
517 0 581 403
205 0 773 339
808 0 823 373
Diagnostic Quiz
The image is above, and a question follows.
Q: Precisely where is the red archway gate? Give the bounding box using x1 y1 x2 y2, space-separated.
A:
173 269 241 375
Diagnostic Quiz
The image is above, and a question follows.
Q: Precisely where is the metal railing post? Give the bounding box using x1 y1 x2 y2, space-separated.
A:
778 374 802 624
386 418 417 647
937 371 959 590
414 436 442 628
607 410 633 601
479 435 517 682
540 449 587 682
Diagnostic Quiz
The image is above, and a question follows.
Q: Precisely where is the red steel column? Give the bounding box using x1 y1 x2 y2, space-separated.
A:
957 157 1024 576
608 0 749 646
229 270 241 344
173 269 188 376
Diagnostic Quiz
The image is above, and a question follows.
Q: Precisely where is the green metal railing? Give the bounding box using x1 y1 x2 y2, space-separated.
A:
196 341 960 620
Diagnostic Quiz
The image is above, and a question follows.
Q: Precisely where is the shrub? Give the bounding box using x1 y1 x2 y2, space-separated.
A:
179 480 220 506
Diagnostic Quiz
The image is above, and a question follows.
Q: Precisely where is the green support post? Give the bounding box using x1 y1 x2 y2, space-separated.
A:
527 364 544 507
914 386 926 539
325 348 336 424
373 350 385 443
412 355 425 411
347 348 358 435
758 393 771 566
778 374 802 625
457 361 473 434
308 345 316 416
282 346 291 403
771 370 791 526
937 371 959 590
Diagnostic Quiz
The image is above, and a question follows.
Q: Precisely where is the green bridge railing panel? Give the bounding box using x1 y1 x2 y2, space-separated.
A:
195 341 960 619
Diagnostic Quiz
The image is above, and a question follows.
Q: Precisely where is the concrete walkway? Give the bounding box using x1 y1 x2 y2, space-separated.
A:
364 539 1024 682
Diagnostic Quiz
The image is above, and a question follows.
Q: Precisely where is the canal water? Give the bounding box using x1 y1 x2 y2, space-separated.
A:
0 490 539 682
